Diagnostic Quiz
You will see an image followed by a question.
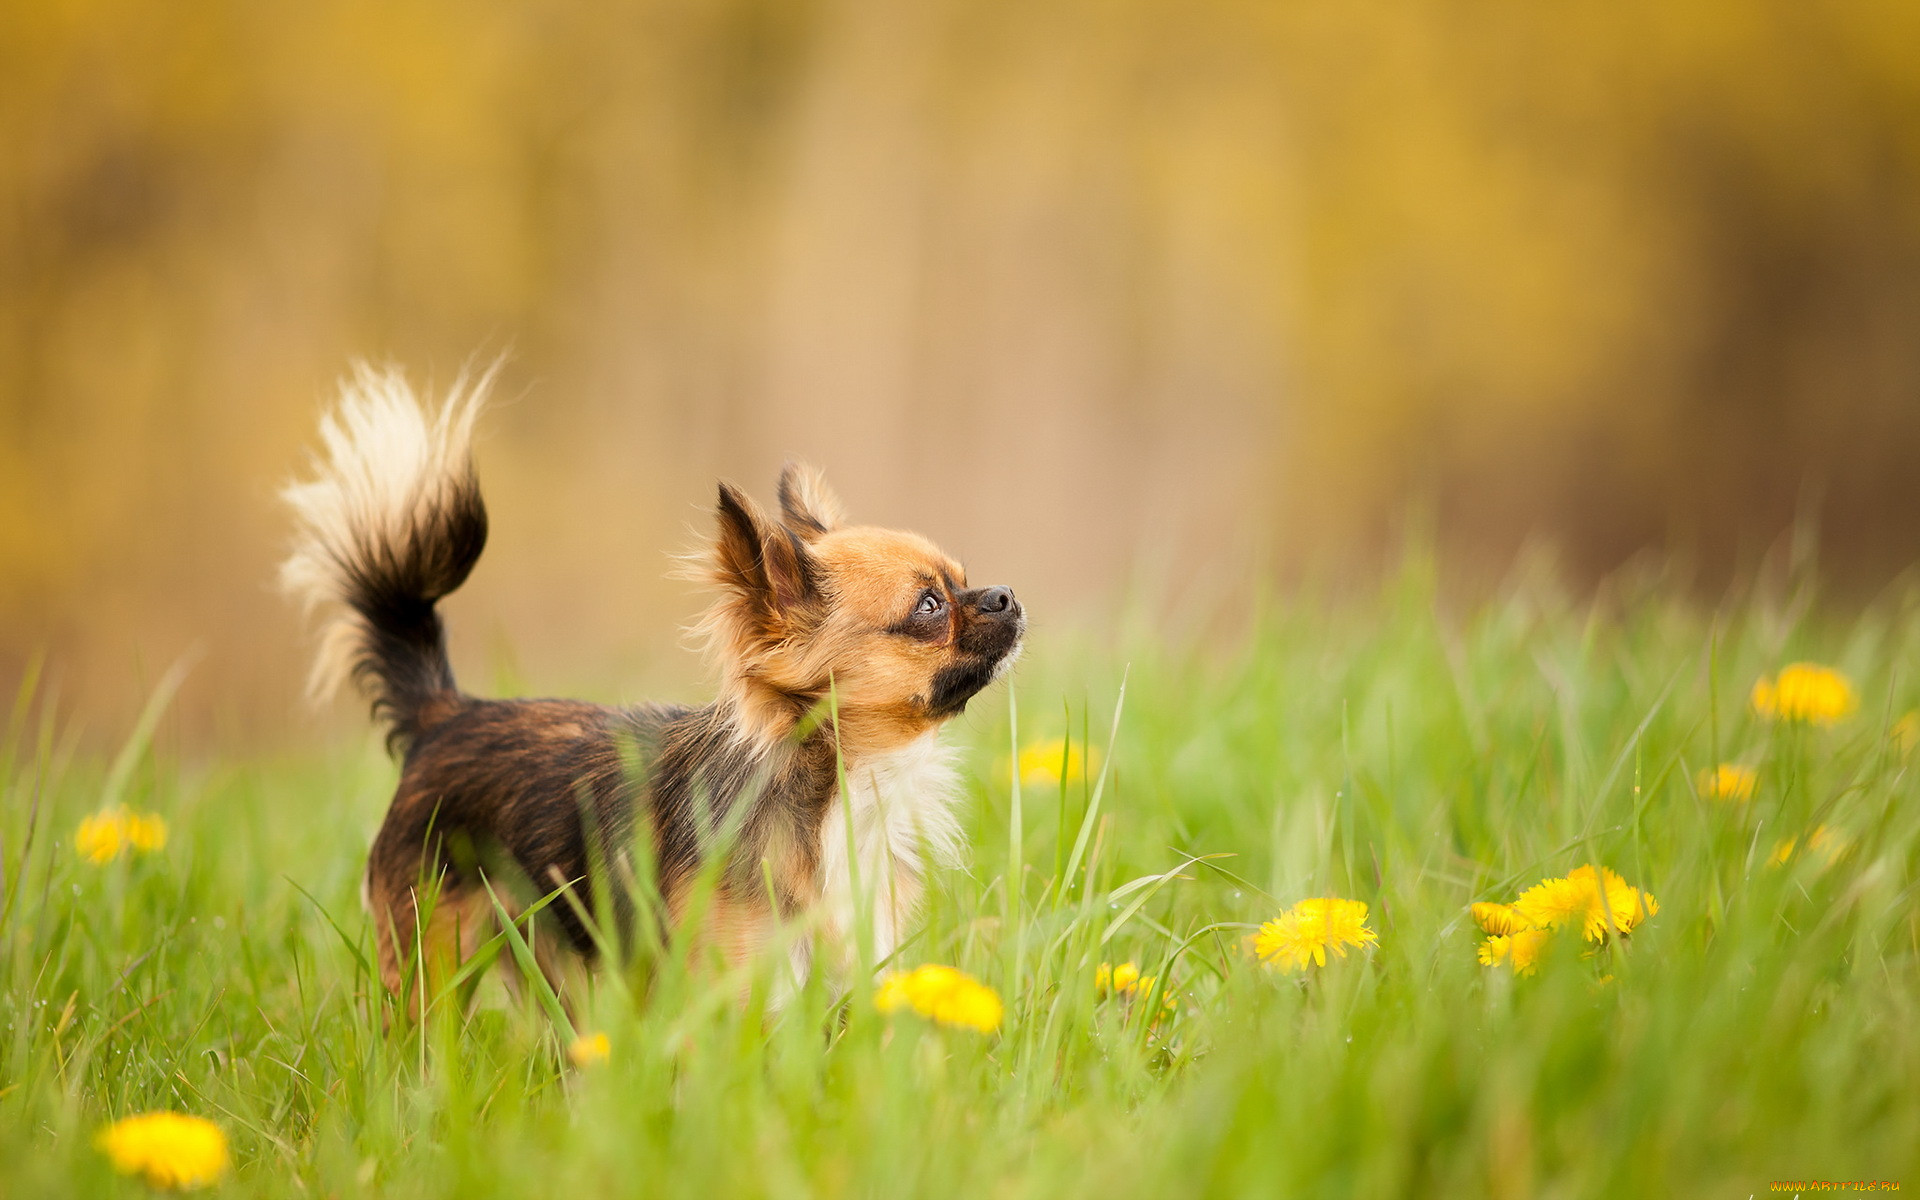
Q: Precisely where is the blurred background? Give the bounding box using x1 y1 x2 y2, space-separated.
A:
4 0 1920 748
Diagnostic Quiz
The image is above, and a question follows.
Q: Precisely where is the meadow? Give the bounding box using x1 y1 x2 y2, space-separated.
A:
4 559 1919 1197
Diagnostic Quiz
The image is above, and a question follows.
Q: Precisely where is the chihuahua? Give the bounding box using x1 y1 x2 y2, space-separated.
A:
281 366 1023 1014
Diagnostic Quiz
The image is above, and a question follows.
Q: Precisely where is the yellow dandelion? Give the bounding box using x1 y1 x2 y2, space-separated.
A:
1470 901 1536 936
567 1031 611 1068
1477 928 1550 977
1770 825 1851 868
125 812 169 853
1697 763 1758 803
1512 866 1657 942
1096 961 1177 1009
1252 897 1378 972
1012 738 1101 789
74 808 169 864
76 812 128 864
1510 874 1588 932
1892 712 1920 756
873 964 949 1016
874 964 1003 1033
1751 663 1857 726
97 1112 229 1191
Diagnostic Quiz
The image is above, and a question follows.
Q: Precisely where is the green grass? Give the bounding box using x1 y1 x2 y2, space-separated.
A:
6 561 1920 1197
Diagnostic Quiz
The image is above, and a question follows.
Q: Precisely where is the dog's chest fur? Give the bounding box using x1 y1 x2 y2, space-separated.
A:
815 732 963 964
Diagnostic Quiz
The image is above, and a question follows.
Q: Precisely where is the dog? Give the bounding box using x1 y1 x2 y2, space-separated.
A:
281 365 1024 1015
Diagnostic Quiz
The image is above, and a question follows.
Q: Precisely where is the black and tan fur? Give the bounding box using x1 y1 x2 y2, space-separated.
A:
282 366 1023 1014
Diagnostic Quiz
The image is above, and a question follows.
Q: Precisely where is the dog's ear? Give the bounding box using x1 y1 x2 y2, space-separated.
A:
776 461 845 539
714 481 819 616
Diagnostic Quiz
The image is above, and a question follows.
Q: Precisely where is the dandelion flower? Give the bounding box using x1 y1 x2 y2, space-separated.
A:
76 812 128 864
125 812 168 853
1752 664 1857 726
1477 928 1550 977
1513 865 1657 942
1012 738 1101 789
1770 825 1850 868
1253 897 1378 972
1477 866 1656 975
874 964 1003 1033
97 1112 228 1190
74 808 168 864
1510 874 1590 933
567 1031 611 1068
1697 764 1758 803
1096 961 1177 1010
1470 901 1536 936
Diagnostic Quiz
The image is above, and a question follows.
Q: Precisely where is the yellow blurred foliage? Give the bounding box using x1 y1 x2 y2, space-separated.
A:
4 0 1919 743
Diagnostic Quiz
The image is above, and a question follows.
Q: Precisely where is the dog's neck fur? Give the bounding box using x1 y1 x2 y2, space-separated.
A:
816 730 963 972
718 673 814 751
715 660 942 760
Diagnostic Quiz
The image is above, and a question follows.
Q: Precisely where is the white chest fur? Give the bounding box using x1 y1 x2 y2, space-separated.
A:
814 732 963 971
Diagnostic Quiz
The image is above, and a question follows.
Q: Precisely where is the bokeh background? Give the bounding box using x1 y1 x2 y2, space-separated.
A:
5 0 1920 746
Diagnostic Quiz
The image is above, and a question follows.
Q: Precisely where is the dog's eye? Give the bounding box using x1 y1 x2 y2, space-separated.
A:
915 592 943 617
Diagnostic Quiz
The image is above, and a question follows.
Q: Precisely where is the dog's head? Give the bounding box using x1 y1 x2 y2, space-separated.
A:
691 463 1024 752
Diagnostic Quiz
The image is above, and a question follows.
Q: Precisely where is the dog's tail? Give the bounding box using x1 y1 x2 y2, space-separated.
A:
281 363 493 753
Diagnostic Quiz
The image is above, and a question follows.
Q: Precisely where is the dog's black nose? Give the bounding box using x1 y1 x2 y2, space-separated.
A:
977 586 1015 615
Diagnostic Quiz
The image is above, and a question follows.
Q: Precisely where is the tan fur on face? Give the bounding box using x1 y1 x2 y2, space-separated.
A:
798 528 967 750
688 470 990 756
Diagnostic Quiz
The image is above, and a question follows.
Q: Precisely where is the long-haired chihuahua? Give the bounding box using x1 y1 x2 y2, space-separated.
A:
281 366 1023 1015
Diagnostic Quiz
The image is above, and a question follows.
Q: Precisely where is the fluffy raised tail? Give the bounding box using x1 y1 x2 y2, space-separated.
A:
281 364 492 752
